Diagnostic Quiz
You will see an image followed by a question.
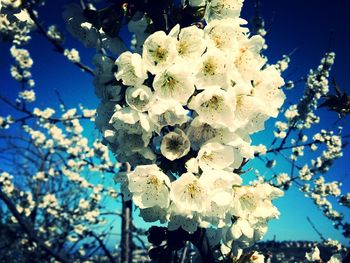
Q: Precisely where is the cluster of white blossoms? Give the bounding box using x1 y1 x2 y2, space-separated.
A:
266 126 346 237
64 48 81 63
62 3 126 56
0 100 123 255
47 25 63 43
284 52 335 130
94 0 286 255
10 46 33 75
0 0 347 261
10 45 36 106
0 0 34 45
305 246 343 263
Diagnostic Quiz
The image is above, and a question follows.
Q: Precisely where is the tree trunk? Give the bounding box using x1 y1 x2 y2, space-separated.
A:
121 199 133 263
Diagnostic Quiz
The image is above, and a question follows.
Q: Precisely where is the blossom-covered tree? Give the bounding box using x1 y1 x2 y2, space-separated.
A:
0 0 349 262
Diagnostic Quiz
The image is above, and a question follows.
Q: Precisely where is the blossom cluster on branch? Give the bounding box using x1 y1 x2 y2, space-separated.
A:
1 0 349 262
92 0 287 258
0 4 127 258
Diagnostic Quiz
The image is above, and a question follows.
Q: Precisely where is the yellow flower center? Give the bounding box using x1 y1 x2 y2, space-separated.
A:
202 151 214 162
185 182 201 198
202 58 217 76
163 73 179 91
201 95 224 111
147 175 161 189
152 46 168 63
178 41 189 55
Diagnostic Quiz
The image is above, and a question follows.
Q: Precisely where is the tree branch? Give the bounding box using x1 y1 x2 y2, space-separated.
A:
90 232 117 263
26 7 94 76
0 190 71 263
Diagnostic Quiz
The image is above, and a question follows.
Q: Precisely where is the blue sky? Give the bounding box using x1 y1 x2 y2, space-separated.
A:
1 0 350 245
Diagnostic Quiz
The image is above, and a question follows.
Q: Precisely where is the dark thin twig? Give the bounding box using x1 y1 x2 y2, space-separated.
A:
90 232 117 263
260 133 350 156
132 232 148 251
0 95 93 124
54 88 67 111
306 216 326 242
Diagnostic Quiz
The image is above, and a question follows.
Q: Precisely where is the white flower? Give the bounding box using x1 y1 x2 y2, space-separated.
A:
202 169 242 189
108 108 155 164
170 172 209 214
185 158 199 174
33 171 46 181
305 246 321 262
10 46 33 69
153 63 195 104
204 18 248 52
276 173 291 186
33 108 55 119
161 128 190 161
125 85 154 112
243 112 269 134
114 133 156 164
198 142 235 171
148 99 189 132
223 219 267 256
252 66 285 118
19 89 35 102
142 31 177 74
195 48 229 89
189 86 236 128
64 48 80 63
74 224 87 236
234 94 264 129
47 25 63 42
186 118 220 150
174 25 206 61
115 51 147 86
127 165 171 209
234 35 266 81
186 117 238 150
205 0 244 22
200 170 242 226
109 106 154 135
92 3 287 245
228 217 254 240
232 184 283 220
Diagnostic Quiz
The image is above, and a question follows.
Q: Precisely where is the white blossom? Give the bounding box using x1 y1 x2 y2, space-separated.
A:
189 86 236 128
197 142 235 171
161 128 190 161
153 63 195 104
125 85 154 112
115 51 147 86
170 172 209 215
142 31 177 74
128 165 171 209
